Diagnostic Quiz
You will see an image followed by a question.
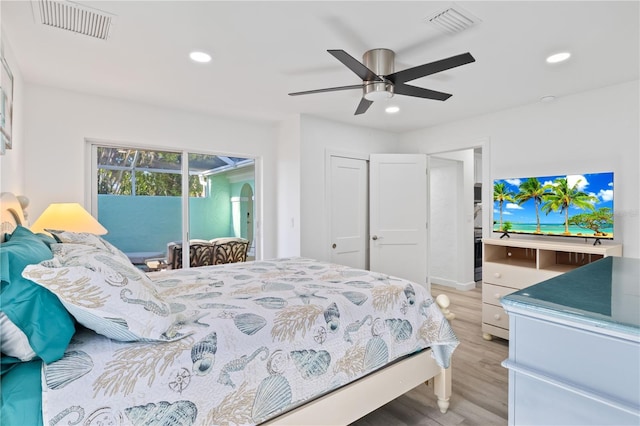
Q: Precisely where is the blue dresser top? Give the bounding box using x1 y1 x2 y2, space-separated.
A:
502 256 640 335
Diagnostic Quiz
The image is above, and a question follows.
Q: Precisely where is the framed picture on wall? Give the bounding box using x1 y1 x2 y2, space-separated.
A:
1 43 14 153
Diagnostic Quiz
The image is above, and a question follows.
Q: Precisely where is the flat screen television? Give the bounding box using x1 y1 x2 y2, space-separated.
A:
493 171 614 241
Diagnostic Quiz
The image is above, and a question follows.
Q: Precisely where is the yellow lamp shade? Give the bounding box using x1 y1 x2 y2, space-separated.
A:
30 203 107 235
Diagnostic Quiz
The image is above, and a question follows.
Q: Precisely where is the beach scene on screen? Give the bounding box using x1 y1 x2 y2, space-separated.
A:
493 172 614 239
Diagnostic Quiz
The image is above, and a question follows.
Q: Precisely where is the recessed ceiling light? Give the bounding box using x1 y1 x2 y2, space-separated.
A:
546 52 571 64
385 106 400 114
540 95 556 103
189 51 212 63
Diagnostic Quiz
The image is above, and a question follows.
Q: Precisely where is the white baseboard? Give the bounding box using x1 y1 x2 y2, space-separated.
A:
430 277 476 292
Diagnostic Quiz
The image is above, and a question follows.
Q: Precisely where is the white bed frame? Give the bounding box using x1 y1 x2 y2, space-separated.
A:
267 349 451 425
0 191 453 425
0 192 28 240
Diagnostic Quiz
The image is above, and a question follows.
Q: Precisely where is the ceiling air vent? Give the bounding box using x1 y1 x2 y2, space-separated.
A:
426 5 480 34
32 0 115 40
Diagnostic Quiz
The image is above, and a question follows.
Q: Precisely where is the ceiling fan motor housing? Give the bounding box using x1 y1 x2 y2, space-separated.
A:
363 48 395 100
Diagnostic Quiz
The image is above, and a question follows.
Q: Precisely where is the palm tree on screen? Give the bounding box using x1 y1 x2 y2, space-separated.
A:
541 178 596 235
493 182 516 232
516 178 546 234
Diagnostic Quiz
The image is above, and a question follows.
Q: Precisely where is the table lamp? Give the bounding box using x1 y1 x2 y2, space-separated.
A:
30 203 108 235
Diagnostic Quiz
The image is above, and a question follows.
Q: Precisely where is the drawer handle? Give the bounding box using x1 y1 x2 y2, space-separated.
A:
494 272 501 278
494 313 501 320
494 293 501 299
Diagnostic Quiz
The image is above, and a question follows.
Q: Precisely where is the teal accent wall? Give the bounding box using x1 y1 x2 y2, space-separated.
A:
189 174 233 240
99 175 253 255
98 195 182 253
230 179 254 197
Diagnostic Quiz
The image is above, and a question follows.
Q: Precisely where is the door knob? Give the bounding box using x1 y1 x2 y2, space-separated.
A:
332 243 337 249
372 235 378 240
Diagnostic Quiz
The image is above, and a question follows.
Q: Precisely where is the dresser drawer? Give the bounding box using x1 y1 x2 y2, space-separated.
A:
482 303 509 329
483 283 518 306
483 262 559 289
507 313 640 409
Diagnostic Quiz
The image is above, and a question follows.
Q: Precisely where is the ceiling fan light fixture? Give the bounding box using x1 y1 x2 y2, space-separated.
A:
363 82 394 101
289 49 474 115
385 106 400 114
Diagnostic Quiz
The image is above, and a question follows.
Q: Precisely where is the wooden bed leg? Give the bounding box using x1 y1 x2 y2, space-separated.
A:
436 294 455 321
433 366 452 414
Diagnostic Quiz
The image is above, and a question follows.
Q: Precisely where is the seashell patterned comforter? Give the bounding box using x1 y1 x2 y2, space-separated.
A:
42 258 458 426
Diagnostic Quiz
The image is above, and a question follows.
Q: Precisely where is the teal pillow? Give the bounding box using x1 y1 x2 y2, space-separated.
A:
4 229 57 248
0 226 75 363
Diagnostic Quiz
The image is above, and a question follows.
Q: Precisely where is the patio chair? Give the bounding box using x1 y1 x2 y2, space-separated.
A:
211 237 249 264
166 239 215 269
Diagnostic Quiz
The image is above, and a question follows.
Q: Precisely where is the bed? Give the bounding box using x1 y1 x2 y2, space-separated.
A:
0 192 457 425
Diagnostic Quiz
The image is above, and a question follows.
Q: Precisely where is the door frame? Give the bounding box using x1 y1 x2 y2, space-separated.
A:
325 149 370 267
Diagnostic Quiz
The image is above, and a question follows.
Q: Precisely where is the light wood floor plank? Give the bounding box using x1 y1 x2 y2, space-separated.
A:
351 285 509 426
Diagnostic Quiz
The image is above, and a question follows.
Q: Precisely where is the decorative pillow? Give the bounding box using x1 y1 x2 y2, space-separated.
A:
47 229 109 248
0 226 75 363
22 243 178 342
4 230 57 248
34 232 58 248
48 230 132 263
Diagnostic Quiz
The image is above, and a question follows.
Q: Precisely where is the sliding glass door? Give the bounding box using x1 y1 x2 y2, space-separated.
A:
91 143 255 269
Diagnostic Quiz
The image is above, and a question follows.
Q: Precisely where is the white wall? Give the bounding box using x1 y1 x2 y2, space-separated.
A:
276 115 301 257
402 80 640 258
299 115 398 262
0 34 25 199
22 84 280 258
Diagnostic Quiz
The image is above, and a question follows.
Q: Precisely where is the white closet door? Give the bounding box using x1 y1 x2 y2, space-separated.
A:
329 155 368 269
369 154 428 285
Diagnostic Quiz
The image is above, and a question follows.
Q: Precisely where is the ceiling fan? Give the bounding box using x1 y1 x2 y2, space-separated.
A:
288 49 475 115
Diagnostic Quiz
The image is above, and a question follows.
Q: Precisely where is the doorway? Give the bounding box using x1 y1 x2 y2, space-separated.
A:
427 144 486 291
429 155 465 288
240 183 254 256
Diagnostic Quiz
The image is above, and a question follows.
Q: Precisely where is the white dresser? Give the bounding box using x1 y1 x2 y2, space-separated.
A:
501 256 640 425
482 238 622 340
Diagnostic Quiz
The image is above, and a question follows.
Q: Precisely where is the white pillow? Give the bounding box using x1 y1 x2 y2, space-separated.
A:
47 230 131 262
22 243 179 342
0 312 37 361
47 230 110 250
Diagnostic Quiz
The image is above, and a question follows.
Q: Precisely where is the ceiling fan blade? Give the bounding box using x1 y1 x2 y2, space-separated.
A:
328 49 383 82
386 52 475 84
394 83 452 101
288 84 363 96
354 98 373 115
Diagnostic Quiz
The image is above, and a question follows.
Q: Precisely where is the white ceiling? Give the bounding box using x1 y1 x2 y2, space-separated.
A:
2 1 639 133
